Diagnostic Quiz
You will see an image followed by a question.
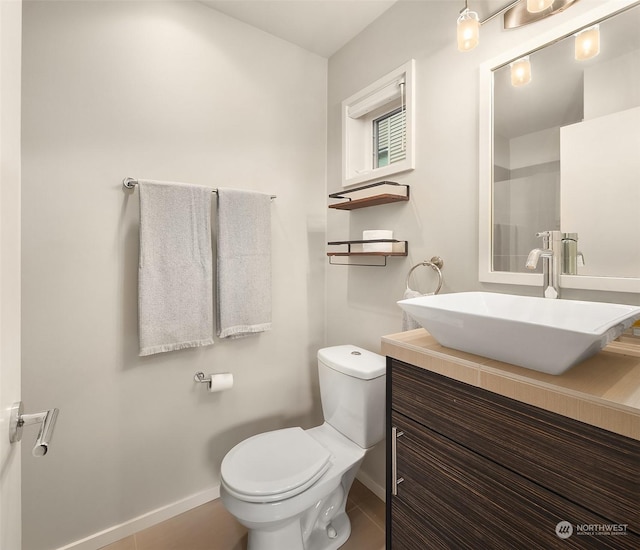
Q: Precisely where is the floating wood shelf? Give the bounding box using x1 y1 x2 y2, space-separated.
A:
329 181 409 210
327 239 408 266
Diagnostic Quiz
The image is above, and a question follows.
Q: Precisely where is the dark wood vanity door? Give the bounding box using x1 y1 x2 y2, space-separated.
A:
386 358 640 549
390 411 640 549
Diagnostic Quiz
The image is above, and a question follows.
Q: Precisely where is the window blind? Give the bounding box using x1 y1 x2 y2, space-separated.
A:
376 108 406 167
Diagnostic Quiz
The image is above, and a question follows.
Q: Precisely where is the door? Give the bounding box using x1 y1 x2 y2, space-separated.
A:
0 1 23 548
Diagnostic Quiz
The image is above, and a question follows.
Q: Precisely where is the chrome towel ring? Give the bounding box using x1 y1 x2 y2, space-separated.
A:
406 256 444 295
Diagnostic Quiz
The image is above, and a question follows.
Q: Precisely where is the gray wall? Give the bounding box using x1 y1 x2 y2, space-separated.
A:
21 1 640 548
326 0 640 491
21 2 327 549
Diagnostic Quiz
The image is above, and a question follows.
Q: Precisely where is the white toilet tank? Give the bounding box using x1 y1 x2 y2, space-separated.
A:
317 346 386 449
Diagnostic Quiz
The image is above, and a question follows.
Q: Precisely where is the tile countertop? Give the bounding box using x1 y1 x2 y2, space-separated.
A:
381 329 640 441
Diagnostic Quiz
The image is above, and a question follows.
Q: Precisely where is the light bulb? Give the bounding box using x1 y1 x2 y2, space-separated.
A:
575 25 600 60
457 8 480 52
526 0 553 13
510 57 532 87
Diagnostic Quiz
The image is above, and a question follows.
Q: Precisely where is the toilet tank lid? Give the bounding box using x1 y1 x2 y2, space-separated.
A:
317 345 386 380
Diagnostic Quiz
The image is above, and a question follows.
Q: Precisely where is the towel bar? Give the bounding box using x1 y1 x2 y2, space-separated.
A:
123 177 276 199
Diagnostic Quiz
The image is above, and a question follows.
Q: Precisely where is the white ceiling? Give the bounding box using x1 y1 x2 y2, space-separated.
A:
200 1 527 58
200 1 640 138
201 0 398 58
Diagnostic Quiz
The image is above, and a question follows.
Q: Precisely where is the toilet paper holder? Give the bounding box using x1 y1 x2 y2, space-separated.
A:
194 371 233 392
194 371 212 387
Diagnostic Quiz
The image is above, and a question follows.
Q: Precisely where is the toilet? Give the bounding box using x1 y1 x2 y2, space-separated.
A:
220 345 386 550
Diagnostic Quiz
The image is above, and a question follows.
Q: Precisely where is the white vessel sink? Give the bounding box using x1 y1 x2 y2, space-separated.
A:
398 292 640 375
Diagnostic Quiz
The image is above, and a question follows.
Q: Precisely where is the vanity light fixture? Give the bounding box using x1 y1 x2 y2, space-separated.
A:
575 24 600 60
458 0 581 52
526 0 553 13
457 0 480 52
510 56 532 86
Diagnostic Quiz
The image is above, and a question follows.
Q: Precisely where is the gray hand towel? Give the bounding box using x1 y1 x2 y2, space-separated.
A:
138 180 214 356
216 188 272 339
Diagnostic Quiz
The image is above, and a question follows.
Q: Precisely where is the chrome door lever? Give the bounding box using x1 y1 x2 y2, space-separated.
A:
9 402 59 457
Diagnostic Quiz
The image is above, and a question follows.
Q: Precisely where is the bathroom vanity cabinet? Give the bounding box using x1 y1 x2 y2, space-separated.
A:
384 334 640 550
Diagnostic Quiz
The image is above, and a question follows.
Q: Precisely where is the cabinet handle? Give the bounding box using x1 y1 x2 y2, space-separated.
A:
391 426 405 496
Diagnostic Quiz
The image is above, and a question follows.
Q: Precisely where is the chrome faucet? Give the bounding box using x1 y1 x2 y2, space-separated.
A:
561 232 585 275
526 231 562 299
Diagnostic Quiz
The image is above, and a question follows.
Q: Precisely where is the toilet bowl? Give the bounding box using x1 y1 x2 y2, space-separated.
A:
220 345 386 550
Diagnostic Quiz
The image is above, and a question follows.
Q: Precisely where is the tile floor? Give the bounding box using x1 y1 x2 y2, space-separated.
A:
100 480 385 550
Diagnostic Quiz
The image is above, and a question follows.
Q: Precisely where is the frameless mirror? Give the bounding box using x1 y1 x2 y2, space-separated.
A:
479 0 640 293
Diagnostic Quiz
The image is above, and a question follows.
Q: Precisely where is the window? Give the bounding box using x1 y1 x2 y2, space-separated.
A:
342 60 415 187
374 107 406 168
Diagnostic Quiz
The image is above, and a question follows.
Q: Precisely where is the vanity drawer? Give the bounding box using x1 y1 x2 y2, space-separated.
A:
390 358 640 530
390 411 640 549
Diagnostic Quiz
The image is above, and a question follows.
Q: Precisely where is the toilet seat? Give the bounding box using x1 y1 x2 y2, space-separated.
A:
221 427 332 503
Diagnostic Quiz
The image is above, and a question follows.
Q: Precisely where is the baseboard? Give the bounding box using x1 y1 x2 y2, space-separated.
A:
56 485 220 550
55 473 381 549
356 470 385 503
